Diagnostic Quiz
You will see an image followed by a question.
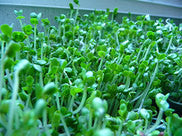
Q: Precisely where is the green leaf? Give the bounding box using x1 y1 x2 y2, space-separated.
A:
30 18 38 25
0 100 10 113
69 3 74 10
113 8 118 16
36 60 47 65
14 9 23 16
43 82 57 95
73 0 79 5
0 24 12 37
33 64 42 72
12 31 26 42
41 18 50 26
140 108 150 119
94 128 114 136
155 93 169 111
14 59 30 74
35 99 46 116
5 43 20 57
51 110 61 128
147 31 156 40
70 87 83 96
26 76 34 86
23 25 32 35
64 67 72 73
98 51 106 58
4 57 14 70
30 12 37 18
16 16 25 20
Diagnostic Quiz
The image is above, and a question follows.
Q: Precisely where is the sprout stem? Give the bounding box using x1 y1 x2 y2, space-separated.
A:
43 110 50 136
73 86 87 114
137 61 159 111
165 36 173 54
0 41 5 101
146 109 163 134
7 71 20 136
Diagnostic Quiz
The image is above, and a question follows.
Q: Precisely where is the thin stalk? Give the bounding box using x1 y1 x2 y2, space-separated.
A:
165 36 173 54
142 43 151 61
144 119 148 132
112 99 119 116
73 86 87 114
137 62 159 111
41 41 44 59
43 110 50 136
98 31 101 40
125 76 130 89
136 42 145 62
93 117 98 128
25 95 30 109
117 54 124 64
115 32 119 47
34 25 37 54
146 109 163 134
55 75 70 136
15 107 19 129
98 59 104 71
5 70 13 89
108 98 115 114
70 10 73 19
7 71 20 136
39 72 43 87
167 116 172 136
0 41 5 101
60 114 70 136
62 25 65 45
55 74 60 110
68 96 74 112
74 5 80 25
16 50 20 60
88 111 93 129
117 122 123 136
19 19 23 30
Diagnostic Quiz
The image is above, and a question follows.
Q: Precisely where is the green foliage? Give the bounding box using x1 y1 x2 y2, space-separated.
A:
0 5 181 136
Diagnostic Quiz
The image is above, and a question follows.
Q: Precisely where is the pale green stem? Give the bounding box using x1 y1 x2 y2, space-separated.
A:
93 117 98 128
137 62 159 111
165 36 173 54
74 5 80 25
34 25 37 53
39 72 43 87
60 114 70 136
117 122 123 136
142 43 151 61
167 116 172 136
144 119 148 132
136 42 145 62
68 96 74 112
55 74 70 136
125 76 130 89
115 32 119 47
43 110 50 136
98 59 104 71
146 109 163 134
7 71 20 136
70 10 73 18
0 41 5 101
41 41 44 60
88 111 93 129
73 87 87 114
19 19 23 30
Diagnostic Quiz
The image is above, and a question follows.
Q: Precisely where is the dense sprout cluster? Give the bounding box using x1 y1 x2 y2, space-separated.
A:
0 2 182 136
